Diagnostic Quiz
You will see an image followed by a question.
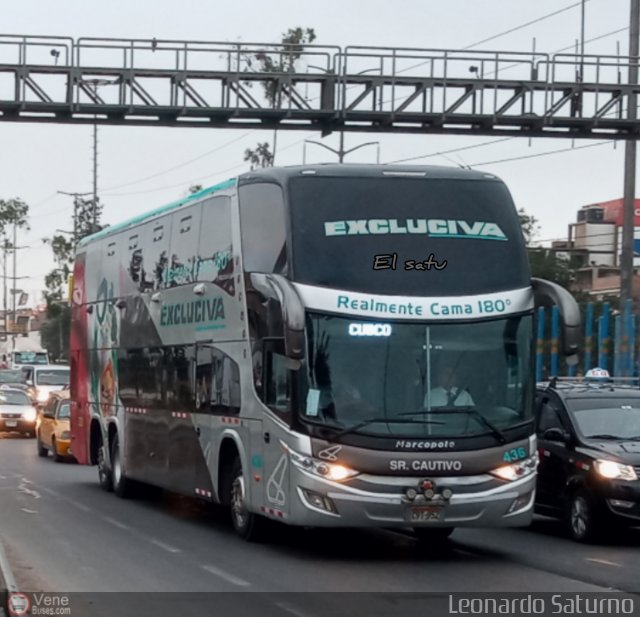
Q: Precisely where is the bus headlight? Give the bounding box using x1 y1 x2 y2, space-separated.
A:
22 408 37 422
490 454 538 482
286 445 359 482
594 459 638 481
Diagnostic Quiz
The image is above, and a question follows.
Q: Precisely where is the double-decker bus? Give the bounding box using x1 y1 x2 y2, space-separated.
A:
70 164 579 541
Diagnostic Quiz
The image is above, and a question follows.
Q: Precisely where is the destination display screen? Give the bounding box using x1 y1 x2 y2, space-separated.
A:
288 176 529 295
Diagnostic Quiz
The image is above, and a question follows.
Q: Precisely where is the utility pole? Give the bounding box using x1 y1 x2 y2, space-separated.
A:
2 241 6 343
620 0 640 302
57 191 91 244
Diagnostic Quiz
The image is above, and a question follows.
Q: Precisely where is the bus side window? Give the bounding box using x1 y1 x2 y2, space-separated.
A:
264 338 291 422
238 183 287 274
195 344 240 416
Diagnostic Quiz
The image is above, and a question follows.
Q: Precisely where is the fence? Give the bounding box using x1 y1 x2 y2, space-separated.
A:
535 299 638 381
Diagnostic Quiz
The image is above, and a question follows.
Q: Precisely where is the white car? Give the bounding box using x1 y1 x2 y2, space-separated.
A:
21 365 70 406
0 387 37 436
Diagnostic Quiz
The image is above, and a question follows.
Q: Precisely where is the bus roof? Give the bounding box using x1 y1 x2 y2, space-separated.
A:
77 177 237 247
78 164 501 248
238 163 500 185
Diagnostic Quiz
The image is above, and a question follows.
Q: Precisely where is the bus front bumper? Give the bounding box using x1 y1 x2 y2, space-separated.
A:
287 470 536 528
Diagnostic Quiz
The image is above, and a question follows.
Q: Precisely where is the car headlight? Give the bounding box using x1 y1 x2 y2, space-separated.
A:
36 390 49 403
594 459 638 481
59 430 71 440
286 444 359 482
490 454 539 482
22 408 37 422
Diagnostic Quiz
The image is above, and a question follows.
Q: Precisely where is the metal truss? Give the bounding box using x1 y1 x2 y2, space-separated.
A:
0 35 638 139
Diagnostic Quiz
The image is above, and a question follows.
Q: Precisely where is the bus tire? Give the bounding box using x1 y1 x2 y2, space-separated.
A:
412 527 454 544
228 457 267 542
97 441 113 492
111 433 134 499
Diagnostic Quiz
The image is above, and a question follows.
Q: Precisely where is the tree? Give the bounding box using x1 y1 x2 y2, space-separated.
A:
41 197 105 360
0 198 30 237
243 142 274 170
243 27 317 168
518 206 578 290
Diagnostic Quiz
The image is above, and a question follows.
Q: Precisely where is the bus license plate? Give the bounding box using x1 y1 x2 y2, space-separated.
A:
4 420 17 428
410 507 443 522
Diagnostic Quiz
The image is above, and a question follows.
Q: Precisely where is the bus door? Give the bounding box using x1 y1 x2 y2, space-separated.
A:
259 338 293 518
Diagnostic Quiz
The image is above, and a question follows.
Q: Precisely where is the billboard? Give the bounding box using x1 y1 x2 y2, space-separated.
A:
585 198 640 227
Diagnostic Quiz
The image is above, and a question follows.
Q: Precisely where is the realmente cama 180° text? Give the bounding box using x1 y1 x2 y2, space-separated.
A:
448 595 634 615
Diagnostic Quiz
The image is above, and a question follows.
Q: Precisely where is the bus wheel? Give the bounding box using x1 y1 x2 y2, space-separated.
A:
111 434 134 499
229 457 267 542
412 527 454 544
97 442 113 492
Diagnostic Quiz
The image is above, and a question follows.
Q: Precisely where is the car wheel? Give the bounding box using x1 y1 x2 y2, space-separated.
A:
52 437 63 463
228 457 268 542
413 527 454 544
111 434 134 498
36 434 48 458
567 490 599 542
97 442 113 492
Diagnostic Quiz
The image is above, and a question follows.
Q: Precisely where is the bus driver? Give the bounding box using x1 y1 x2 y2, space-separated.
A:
426 365 474 408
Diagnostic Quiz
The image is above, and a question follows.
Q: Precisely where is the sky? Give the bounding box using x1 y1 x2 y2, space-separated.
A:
0 0 636 304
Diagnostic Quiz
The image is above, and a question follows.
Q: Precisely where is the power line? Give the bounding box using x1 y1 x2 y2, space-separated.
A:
101 130 257 192
385 137 515 165
472 140 610 167
463 0 592 50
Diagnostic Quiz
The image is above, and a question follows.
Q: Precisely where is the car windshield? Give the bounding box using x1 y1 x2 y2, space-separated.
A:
0 390 30 405
57 402 70 419
567 398 640 439
13 352 48 365
35 370 69 386
0 370 25 384
300 312 532 439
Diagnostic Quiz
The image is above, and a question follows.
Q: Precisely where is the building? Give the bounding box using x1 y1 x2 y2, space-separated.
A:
564 198 640 301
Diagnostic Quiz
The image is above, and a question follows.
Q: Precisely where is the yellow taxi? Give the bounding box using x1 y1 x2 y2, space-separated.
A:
36 390 73 462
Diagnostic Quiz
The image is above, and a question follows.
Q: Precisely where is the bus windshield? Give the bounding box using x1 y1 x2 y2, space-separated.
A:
301 313 532 439
13 351 48 365
289 176 529 295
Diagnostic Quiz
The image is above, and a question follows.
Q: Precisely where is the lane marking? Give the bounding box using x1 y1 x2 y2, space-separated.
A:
201 564 251 587
17 483 41 499
275 602 316 617
102 516 131 531
38 486 61 498
67 500 92 513
585 558 622 568
20 508 38 514
148 538 181 554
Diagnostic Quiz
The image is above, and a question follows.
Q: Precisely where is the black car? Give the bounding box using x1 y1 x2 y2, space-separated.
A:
534 375 640 542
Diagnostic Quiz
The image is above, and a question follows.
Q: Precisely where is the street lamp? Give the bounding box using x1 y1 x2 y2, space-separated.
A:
303 139 380 164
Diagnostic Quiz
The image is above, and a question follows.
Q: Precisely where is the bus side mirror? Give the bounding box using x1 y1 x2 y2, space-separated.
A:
542 427 571 444
531 278 581 364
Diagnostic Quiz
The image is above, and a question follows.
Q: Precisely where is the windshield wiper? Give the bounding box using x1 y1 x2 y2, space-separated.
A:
400 407 507 444
331 417 444 440
585 433 624 440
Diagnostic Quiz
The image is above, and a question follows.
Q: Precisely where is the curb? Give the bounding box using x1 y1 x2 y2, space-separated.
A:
0 537 19 617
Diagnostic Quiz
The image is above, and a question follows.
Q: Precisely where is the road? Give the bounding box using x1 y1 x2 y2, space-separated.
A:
1 433 639 615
